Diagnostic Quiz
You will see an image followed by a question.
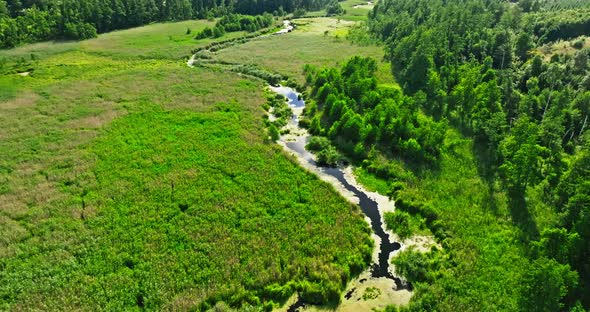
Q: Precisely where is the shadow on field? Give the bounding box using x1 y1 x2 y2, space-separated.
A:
508 190 539 242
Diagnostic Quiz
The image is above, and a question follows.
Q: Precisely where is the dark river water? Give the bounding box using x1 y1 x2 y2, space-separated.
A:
270 85 409 311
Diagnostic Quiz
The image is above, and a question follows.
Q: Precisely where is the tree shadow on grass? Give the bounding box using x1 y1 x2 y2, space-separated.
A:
472 140 540 241
508 190 540 242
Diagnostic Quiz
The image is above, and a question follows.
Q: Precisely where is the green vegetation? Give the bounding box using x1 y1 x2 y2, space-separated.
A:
306 137 344 167
215 17 390 84
275 0 590 310
392 247 445 286
303 56 446 164
3 0 589 310
383 210 427 240
362 286 381 300
0 0 341 48
325 0 345 16
195 13 275 39
0 19 376 310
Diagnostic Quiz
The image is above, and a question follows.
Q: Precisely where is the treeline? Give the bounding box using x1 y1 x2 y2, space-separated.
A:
302 57 446 165
366 0 589 310
195 13 274 39
0 0 333 48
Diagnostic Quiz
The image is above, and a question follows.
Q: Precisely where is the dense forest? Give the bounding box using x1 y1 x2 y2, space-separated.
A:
0 0 334 47
301 0 590 310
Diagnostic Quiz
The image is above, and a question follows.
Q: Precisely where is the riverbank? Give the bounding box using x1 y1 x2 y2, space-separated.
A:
268 85 438 311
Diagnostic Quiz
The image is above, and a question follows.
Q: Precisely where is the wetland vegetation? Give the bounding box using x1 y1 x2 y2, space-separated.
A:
1 0 590 311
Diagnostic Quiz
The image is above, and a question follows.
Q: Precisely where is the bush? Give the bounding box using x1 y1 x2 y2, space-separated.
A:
306 136 331 151
305 136 344 166
63 22 97 40
316 145 343 167
293 8 306 18
392 248 444 284
384 211 412 239
326 0 345 16
195 27 213 39
212 26 226 38
268 124 280 141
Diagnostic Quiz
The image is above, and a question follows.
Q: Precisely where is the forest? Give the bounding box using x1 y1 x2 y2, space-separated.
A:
0 0 333 47
299 0 590 310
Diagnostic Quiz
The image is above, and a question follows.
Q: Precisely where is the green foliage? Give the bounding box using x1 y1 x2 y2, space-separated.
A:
304 56 446 165
525 9 590 43
0 0 339 47
306 137 344 167
519 257 578 312
268 124 280 141
392 248 445 284
230 64 283 85
361 287 381 300
293 8 306 18
499 116 546 195
367 0 590 309
64 22 97 40
0 24 376 309
383 210 427 240
315 144 343 167
326 0 345 16
195 13 274 39
346 23 378 46
306 136 332 152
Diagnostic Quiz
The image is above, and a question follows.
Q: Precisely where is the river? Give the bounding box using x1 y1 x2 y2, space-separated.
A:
186 22 417 311
269 85 414 311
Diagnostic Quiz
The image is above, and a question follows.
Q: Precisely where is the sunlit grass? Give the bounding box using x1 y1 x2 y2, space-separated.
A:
0 18 374 310
215 17 391 84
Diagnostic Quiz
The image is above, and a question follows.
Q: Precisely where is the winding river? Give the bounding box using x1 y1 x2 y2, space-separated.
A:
270 86 403 279
269 86 411 311
187 21 415 310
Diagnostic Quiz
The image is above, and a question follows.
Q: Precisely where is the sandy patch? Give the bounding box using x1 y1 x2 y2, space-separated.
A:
393 234 440 255
337 271 412 311
275 270 411 312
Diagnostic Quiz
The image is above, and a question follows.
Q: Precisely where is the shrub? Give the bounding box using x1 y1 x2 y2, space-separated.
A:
316 145 343 167
306 136 331 151
269 124 280 141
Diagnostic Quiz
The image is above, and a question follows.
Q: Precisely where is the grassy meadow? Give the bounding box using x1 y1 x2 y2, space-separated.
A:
214 17 391 84
0 18 381 310
303 0 374 21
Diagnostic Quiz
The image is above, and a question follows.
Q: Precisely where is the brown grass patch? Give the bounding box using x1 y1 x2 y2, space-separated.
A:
67 108 121 129
0 91 39 110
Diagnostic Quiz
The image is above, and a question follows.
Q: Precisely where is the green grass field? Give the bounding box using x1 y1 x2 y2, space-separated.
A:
303 0 374 21
214 17 391 84
0 19 378 310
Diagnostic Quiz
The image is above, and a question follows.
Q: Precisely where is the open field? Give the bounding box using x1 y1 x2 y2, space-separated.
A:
0 18 379 310
0 20 256 62
303 0 374 21
215 17 391 84
535 35 590 61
